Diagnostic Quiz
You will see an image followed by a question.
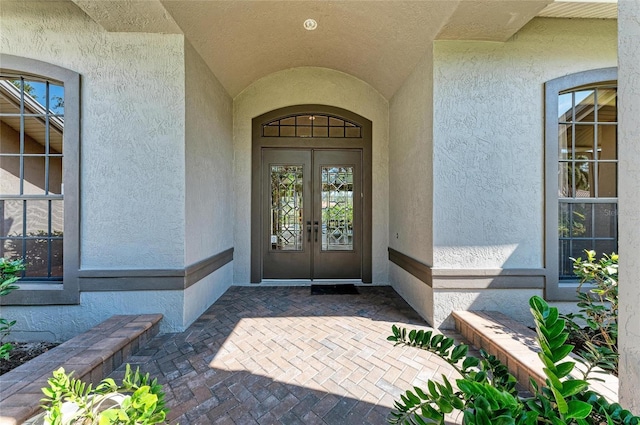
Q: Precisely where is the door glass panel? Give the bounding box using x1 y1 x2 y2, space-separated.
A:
321 166 354 251
270 165 303 251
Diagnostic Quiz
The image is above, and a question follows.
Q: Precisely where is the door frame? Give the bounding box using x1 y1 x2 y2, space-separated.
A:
251 104 372 283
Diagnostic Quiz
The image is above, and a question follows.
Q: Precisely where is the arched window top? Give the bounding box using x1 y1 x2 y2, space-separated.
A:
262 113 362 138
558 82 617 124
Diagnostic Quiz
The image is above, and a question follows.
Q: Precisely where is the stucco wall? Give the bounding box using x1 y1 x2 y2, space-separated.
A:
389 48 434 266
433 289 542 329
388 47 435 323
0 1 187 270
184 40 234 265
183 263 233 328
617 1 640 412
183 39 234 323
5 291 184 342
389 264 434 324
233 67 389 284
432 18 617 269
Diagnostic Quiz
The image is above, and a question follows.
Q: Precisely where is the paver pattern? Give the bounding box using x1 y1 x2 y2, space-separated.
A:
113 286 462 424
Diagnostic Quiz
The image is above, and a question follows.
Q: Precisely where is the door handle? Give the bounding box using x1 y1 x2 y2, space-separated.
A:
306 221 311 242
314 221 319 242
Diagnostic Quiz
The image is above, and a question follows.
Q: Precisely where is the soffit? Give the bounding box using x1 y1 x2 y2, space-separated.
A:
71 0 564 99
537 1 617 19
160 0 460 99
435 1 554 41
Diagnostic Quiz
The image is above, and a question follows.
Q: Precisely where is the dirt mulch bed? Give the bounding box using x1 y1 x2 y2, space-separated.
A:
0 342 59 376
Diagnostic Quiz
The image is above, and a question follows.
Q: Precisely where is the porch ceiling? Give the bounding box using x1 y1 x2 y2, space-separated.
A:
70 0 616 100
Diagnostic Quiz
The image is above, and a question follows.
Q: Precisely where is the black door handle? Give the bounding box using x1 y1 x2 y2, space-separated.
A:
314 221 319 242
306 221 311 242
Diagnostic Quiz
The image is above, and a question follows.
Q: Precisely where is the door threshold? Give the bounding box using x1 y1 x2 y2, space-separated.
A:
256 279 363 287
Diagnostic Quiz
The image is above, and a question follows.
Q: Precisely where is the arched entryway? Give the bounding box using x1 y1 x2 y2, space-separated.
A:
251 105 372 283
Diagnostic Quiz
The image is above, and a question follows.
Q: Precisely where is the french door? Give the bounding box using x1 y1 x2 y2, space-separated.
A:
262 148 362 279
250 105 372 283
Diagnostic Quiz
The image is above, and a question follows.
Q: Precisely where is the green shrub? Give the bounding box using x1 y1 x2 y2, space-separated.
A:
34 364 170 425
387 295 638 425
0 257 24 360
562 250 618 376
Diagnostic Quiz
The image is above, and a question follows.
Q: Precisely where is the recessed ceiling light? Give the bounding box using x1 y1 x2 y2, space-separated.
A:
303 19 318 31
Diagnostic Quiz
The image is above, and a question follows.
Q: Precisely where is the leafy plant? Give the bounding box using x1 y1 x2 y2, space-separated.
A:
387 295 638 425
562 250 618 376
0 258 25 360
32 364 170 425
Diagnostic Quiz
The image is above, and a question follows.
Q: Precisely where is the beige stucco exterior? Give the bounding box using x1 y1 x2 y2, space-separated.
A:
387 17 617 328
432 18 617 270
1 0 638 412
0 1 234 335
617 0 640 412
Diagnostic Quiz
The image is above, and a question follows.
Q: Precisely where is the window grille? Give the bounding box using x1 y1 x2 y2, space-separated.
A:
0 75 64 281
262 114 362 138
557 85 617 279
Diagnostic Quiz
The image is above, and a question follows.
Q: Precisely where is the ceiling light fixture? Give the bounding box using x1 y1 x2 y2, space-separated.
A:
303 18 318 31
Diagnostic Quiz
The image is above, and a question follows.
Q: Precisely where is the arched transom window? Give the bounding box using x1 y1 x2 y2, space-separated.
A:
262 114 362 138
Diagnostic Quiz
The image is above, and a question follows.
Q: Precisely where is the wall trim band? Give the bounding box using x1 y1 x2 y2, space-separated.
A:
388 247 432 287
78 248 234 291
389 247 546 290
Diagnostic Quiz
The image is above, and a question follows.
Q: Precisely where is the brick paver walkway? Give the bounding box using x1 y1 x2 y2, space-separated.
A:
113 286 461 424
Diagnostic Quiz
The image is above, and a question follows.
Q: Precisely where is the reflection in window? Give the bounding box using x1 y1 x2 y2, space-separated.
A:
557 85 617 279
0 76 64 280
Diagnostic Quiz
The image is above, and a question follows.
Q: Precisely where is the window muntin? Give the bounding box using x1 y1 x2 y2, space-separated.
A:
0 75 65 281
262 114 362 138
556 84 617 280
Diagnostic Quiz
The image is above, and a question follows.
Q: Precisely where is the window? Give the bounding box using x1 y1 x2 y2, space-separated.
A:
0 76 64 280
545 68 617 300
262 114 362 138
0 55 79 304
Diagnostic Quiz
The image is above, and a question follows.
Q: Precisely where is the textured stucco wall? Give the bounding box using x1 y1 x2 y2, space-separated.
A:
389 264 434 325
434 289 542 329
389 47 434 266
183 263 233 328
4 291 184 342
233 67 389 284
388 47 435 324
0 1 187 269
617 1 640 412
183 39 234 322
432 18 617 269
184 40 234 265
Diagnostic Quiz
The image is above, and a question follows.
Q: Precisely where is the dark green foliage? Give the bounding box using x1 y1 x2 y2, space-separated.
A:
561 251 618 376
388 295 638 425
0 258 25 360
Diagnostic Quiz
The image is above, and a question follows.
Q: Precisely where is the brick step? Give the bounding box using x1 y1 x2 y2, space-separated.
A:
452 310 617 402
0 314 162 425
